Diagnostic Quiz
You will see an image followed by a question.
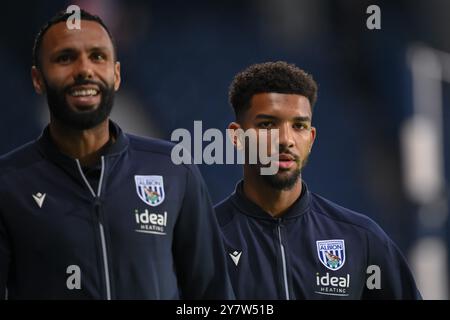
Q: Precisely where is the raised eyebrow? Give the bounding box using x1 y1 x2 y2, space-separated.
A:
293 116 311 122
89 46 109 51
51 46 110 56
255 114 278 120
51 48 77 56
88 46 110 53
254 115 311 122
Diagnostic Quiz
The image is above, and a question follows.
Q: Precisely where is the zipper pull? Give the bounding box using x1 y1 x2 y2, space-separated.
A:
94 197 102 219
94 197 102 207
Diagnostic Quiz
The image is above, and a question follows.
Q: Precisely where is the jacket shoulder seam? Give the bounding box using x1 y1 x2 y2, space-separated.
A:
311 208 390 246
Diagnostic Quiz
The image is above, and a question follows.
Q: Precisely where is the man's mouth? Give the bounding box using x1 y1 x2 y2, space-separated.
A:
273 153 298 170
68 85 100 96
66 85 101 109
70 88 99 97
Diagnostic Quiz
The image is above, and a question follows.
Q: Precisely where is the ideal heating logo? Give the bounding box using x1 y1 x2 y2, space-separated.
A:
315 272 351 297
134 209 167 235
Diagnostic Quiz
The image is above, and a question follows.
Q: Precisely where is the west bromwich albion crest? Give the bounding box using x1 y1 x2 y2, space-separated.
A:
316 239 346 271
135 175 165 207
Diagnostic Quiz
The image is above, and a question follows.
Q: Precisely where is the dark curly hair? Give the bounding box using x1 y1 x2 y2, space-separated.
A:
229 61 318 120
33 9 117 69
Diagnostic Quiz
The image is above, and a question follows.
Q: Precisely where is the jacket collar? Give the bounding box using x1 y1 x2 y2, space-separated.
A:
230 179 310 221
36 120 129 183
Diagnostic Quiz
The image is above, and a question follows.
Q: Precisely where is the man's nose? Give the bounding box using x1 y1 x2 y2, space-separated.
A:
278 123 295 149
74 55 94 80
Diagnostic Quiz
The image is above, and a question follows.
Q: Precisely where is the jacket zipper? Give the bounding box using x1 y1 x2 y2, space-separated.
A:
75 156 111 300
277 220 290 300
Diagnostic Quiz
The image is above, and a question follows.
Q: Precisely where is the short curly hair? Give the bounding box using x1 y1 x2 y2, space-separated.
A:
229 61 318 120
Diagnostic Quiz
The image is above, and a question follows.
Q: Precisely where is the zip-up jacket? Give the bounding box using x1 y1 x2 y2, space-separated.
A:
0 122 234 299
215 181 421 299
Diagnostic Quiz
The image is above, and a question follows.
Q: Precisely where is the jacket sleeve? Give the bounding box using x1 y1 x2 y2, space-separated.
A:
363 233 421 300
0 210 10 300
172 164 235 299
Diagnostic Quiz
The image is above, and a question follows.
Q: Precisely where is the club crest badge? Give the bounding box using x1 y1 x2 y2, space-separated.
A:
316 239 346 271
135 175 165 207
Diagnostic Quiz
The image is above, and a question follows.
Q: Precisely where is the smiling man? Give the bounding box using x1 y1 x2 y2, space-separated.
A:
215 61 421 299
0 9 233 300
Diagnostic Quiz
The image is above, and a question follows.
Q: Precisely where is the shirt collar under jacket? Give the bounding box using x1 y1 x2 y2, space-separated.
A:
35 120 129 186
37 120 129 162
230 179 310 221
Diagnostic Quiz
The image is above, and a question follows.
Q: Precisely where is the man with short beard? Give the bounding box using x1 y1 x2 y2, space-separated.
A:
0 10 233 300
215 61 421 299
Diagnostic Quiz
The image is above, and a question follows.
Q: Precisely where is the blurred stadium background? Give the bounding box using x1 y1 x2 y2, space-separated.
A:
0 0 448 299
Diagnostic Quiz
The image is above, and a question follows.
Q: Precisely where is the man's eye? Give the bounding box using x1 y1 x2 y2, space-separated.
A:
294 123 308 130
258 122 274 129
56 55 72 63
92 53 106 61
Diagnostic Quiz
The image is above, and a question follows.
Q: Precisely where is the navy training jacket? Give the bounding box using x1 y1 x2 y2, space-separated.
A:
0 121 234 299
215 181 421 299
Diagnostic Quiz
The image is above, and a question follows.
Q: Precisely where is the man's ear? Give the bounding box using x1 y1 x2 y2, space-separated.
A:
309 126 317 153
228 122 243 150
114 61 121 91
31 66 45 94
